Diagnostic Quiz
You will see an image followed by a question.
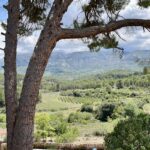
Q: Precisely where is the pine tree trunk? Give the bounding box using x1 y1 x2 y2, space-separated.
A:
4 0 19 149
5 1 70 149
11 26 58 150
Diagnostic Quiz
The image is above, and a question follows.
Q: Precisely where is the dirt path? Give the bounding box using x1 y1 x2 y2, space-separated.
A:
0 129 6 141
73 136 104 145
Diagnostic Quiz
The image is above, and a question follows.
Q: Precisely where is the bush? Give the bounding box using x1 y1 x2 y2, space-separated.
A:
112 103 140 119
96 103 115 122
68 112 93 124
35 113 55 140
54 118 79 143
130 92 138 97
55 121 68 135
81 104 93 113
56 128 78 143
143 66 150 74
73 90 82 97
0 114 6 123
35 113 79 142
105 114 150 150
116 80 124 89
112 105 125 119
106 85 112 94
124 104 139 117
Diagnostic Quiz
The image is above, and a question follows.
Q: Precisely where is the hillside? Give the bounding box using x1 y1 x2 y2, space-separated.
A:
0 50 150 78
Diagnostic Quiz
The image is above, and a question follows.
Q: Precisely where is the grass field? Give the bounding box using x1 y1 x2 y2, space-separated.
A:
35 92 118 138
36 92 81 113
73 119 119 137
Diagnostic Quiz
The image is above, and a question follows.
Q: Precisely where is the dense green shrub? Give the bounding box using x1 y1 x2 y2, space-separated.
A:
81 104 93 113
50 114 79 142
116 80 124 89
105 114 150 150
55 121 68 135
60 89 85 97
96 103 115 121
143 66 150 74
112 103 140 119
35 113 55 140
35 113 79 142
56 128 78 143
73 90 82 97
106 85 112 94
112 105 125 119
0 114 6 123
124 104 139 117
130 92 138 97
68 112 93 124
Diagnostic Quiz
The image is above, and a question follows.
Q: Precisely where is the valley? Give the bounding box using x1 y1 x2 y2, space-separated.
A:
0 70 149 148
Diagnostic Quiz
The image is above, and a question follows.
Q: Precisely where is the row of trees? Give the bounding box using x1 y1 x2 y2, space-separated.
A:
41 73 150 92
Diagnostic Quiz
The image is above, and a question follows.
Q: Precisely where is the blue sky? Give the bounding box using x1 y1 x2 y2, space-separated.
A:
0 0 7 21
0 0 150 58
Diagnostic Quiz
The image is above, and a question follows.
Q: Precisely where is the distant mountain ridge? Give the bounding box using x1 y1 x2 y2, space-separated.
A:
0 50 150 77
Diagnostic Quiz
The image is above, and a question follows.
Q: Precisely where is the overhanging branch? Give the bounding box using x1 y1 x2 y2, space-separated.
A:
59 19 150 39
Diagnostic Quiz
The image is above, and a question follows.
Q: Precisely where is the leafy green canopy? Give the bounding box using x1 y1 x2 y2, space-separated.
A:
138 0 150 8
2 0 50 36
74 0 129 52
2 0 150 47
105 114 150 150
74 0 150 52
19 0 50 36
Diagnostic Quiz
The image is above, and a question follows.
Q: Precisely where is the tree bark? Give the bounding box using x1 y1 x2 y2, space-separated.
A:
60 19 150 39
11 1 73 149
11 32 58 150
4 0 19 149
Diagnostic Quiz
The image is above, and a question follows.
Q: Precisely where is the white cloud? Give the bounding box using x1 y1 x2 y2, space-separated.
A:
116 27 150 51
55 39 89 53
113 0 150 51
121 0 150 19
17 31 39 53
62 0 88 27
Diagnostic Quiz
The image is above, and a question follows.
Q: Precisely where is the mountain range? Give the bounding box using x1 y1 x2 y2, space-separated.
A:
0 49 150 78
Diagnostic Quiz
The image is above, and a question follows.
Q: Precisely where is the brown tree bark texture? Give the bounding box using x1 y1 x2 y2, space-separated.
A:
4 0 19 149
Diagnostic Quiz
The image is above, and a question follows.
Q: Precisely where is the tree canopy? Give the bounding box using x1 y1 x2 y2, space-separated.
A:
2 0 150 51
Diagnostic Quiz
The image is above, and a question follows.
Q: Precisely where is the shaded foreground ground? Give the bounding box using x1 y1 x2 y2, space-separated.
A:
0 142 104 150
0 129 104 150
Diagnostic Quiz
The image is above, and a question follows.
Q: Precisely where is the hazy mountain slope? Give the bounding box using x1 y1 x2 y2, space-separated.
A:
0 50 150 77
